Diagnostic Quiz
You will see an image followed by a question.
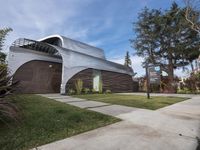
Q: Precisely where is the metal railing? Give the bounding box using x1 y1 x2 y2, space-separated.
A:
12 38 61 58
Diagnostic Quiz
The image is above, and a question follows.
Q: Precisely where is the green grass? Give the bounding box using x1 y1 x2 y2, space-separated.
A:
74 94 188 110
0 94 119 150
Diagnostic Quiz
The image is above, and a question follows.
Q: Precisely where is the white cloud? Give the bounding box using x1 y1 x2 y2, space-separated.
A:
109 55 189 78
0 0 95 51
109 55 145 77
87 39 104 47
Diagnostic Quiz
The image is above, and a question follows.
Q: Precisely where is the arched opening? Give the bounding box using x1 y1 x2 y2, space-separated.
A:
66 69 93 93
65 68 134 94
13 60 62 94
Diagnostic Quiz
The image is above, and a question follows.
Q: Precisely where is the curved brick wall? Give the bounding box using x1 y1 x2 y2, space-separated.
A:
13 60 62 93
13 65 134 94
66 68 134 93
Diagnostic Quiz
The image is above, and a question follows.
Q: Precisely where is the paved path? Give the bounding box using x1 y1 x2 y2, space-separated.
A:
35 93 200 150
39 94 139 116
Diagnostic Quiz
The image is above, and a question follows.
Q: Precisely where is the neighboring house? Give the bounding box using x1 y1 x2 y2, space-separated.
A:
8 35 136 94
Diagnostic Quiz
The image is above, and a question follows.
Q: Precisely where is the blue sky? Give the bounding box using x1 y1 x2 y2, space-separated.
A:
1 0 187 77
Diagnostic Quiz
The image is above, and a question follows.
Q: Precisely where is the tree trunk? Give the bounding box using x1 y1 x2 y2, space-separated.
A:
167 55 176 93
190 61 194 72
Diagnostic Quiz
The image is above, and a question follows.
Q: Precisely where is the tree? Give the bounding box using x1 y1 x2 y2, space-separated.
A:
0 65 19 124
0 28 12 63
124 51 132 67
184 0 200 33
0 28 19 124
131 2 200 92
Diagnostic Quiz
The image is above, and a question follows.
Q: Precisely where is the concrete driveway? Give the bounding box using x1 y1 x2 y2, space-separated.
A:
35 93 200 150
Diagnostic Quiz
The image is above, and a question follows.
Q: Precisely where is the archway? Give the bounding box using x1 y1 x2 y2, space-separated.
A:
65 68 93 93
13 60 62 93
65 68 134 94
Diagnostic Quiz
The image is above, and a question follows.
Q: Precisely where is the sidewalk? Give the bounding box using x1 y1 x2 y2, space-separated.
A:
35 93 200 150
39 93 140 116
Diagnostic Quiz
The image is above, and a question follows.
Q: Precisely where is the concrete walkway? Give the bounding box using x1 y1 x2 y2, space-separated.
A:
36 93 200 150
39 94 139 116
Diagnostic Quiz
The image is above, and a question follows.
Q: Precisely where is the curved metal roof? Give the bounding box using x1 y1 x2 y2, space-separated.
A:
12 38 61 58
11 35 135 76
38 34 105 59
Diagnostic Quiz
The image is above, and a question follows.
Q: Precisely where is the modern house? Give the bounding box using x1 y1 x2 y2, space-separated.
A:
8 35 136 94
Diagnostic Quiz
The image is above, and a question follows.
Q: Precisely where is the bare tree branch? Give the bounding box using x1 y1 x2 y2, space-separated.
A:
184 0 200 33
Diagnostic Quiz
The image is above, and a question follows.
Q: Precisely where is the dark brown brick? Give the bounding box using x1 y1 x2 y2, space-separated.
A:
66 69 135 93
13 60 62 93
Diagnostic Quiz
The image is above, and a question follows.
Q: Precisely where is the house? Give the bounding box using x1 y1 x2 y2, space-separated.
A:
8 35 136 94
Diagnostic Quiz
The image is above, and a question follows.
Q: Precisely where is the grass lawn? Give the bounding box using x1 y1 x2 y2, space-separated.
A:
74 94 188 110
0 94 119 150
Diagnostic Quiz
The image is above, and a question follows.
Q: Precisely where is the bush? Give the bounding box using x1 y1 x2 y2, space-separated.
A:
177 89 186 94
83 88 90 94
68 89 75 95
181 71 200 93
150 84 160 93
176 88 198 94
105 90 111 94
0 65 19 124
91 89 97 94
75 79 83 95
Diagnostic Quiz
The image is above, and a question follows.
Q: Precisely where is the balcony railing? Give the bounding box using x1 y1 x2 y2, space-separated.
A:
12 38 61 58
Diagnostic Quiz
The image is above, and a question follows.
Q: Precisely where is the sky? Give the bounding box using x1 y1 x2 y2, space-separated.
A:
0 0 188 77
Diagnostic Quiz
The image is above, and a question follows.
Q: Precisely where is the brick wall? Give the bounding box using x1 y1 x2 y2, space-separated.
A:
66 68 134 93
13 60 62 93
14 64 136 94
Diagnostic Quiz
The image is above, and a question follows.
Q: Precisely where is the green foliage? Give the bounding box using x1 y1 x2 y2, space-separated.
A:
75 79 83 95
131 2 200 92
0 28 12 63
68 89 75 95
177 88 196 94
91 89 97 94
150 84 160 93
105 89 112 94
83 88 90 94
181 71 200 93
0 28 12 51
0 28 19 124
0 65 19 124
0 52 6 64
124 51 132 67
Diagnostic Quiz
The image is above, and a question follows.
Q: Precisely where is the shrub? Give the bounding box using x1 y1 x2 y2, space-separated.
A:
0 65 19 124
181 71 200 93
91 89 97 94
150 84 160 93
177 89 184 94
75 79 83 95
68 89 75 95
83 88 90 94
105 89 111 94
177 88 194 94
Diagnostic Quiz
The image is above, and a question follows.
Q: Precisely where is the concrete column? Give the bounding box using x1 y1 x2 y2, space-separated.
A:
59 66 88 95
60 64 67 95
60 83 66 95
